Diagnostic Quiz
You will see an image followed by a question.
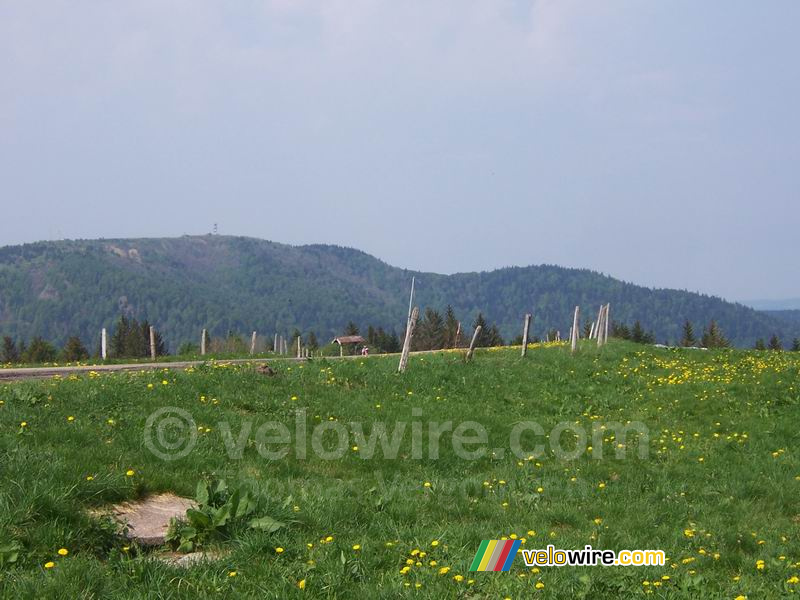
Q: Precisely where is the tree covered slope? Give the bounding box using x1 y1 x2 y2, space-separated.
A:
0 235 794 349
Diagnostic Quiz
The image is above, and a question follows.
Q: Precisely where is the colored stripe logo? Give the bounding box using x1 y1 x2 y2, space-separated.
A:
470 540 521 571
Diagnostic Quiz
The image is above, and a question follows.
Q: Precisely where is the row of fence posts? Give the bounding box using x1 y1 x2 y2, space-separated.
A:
96 327 315 361
397 301 612 372
95 302 611 364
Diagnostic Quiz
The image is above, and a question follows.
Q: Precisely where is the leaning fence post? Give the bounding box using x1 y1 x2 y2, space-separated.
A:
571 306 580 354
250 331 257 355
521 314 532 357
596 307 604 347
466 325 482 361
398 306 420 372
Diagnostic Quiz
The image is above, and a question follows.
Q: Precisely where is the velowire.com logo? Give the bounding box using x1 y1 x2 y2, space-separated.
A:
469 540 521 572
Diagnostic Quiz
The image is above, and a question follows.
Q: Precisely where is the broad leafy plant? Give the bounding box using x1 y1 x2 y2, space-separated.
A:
166 479 285 552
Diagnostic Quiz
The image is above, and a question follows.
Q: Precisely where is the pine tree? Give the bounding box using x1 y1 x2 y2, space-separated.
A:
754 338 766 350
345 322 359 336
701 320 730 349
792 338 800 352
444 305 459 348
485 324 504 347
307 331 319 351
472 313 489 347
62 336 89 361
382 329 401 353
24 337 57 363
631 321 646 343
415 308 445 350
1 336 19 363
110 315 131 357
680 320 696 347
611 322 630 340
768 334 782 351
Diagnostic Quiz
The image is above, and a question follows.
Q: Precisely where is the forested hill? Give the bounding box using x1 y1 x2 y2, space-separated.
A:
0 235 795 350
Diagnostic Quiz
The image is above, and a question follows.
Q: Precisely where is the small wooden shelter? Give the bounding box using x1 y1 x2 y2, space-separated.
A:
332 335 366 356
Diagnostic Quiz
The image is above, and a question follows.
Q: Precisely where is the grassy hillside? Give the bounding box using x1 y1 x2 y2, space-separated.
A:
0 342 798 597
0 235 795 349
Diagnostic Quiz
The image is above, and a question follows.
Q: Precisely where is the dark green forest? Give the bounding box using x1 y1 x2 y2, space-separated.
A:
0 235 795 352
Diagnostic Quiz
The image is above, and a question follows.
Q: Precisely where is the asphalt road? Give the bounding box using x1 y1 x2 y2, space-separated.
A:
0 356 344 382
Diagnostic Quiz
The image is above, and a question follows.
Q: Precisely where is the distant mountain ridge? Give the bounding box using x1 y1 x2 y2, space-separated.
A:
744 299 800 311
0 235 796 350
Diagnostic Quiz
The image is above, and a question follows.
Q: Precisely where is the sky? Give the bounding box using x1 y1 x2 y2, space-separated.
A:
1 1 798 303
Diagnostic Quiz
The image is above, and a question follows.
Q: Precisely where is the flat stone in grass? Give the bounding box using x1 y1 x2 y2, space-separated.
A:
104 493 197 546
158 551 225 568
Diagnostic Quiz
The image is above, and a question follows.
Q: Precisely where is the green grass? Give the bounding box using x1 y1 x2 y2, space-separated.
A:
1 341 799 598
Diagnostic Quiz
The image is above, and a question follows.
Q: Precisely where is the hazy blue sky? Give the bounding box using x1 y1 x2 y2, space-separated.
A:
1 1 798 302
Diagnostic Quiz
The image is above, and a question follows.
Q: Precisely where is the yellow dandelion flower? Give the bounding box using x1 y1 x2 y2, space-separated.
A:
275 547 284 554
125 470 135 477
57 548 68 556
298 579 306 589
44 561 55 569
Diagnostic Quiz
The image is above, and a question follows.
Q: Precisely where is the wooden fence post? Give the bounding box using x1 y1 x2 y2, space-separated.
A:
454 321 461 348
466 325 482 361
594 306 603 340
596 307 603 347
597 304 610 347
398 306 420 372
571 306 580 354
297 336 301 359
521 313 532 357
201 329 207 355
250 331 257 355
101 328 107 360
149 326 156 360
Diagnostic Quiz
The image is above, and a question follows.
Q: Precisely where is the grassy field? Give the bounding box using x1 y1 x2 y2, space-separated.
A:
1 341 798 598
